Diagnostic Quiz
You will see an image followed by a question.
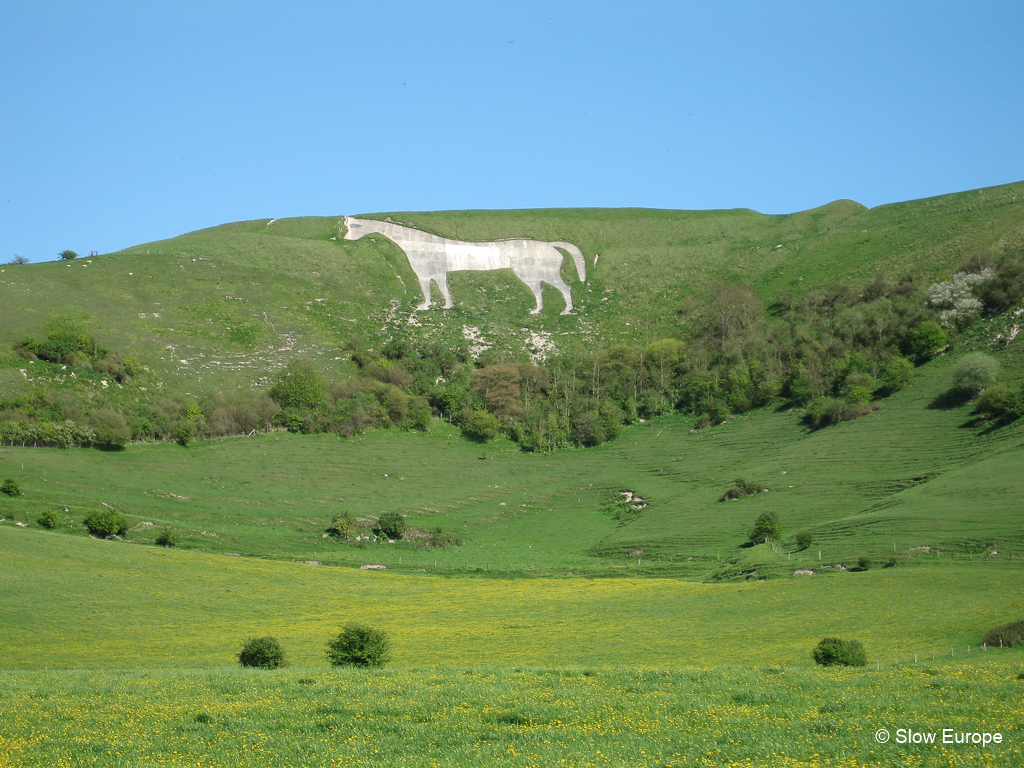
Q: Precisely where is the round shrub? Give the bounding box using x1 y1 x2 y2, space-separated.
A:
1 478 21 497
37 509 59 529
327 511 354 539
89 409 131 449
981 620 1024 648
155 527 179 547
326 624 391 668
858 555 873 571
83 508 130 538
238 636 286 669
462 409 500 442
375 511 407 540
813 637 867 667
795 531 813 551
950 353 1000 397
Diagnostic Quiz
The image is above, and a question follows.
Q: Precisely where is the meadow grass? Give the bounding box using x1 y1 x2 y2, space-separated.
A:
1 660 1022 767
2 527 1022 671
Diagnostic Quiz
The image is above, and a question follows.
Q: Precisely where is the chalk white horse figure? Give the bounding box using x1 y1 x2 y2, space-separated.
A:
343 216 586 314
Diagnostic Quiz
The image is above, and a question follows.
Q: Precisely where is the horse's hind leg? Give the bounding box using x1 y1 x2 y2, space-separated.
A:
436 273 454 309
549 277 574 314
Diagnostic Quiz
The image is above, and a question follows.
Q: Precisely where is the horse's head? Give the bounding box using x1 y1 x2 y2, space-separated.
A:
341 216 364 240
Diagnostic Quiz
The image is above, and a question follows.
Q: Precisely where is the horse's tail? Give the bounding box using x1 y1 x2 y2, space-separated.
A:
554 242 586 282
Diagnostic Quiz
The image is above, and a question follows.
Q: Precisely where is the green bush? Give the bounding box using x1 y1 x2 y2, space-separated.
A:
238 636 286 669
327 511 354 539
748 511 782 544
462 409 500 442
813 637 867 667
37 509 59 529
973 382 1024 422
155 528 178 547
426 528 463 548
269 358 327 410
795 531 813 551
950 353 1000 397
1 478 21 497
721 478 763 501
857 555 873 571
58 250 78 261
904 321 947 362
89 409 131 449
325 624 391 668
83 508 130 538
375 511 407 540
880 357 914 392
981 620 1024 648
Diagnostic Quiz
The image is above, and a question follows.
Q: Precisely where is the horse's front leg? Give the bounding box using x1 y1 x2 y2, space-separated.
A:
415 275 433 310
524 281 544 314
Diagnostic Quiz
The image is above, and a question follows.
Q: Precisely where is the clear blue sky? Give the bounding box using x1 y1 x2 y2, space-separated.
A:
2 1 1022 262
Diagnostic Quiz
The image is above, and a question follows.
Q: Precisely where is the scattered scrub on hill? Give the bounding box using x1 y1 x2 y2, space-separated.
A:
327 512 354 540
238 636 286 669
37 509 59 529
813 637 867 667
374 512 407 540
973 382 1024 423
421 528 463 548
83 508 129 538
1 478 20 497
15 320 138 382
858 555 873 571
722 478 765 501
325 624 391 668
154 528 178 547
982 620 1024 648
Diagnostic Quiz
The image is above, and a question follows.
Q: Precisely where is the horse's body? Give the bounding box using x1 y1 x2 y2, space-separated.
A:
343 217 586 314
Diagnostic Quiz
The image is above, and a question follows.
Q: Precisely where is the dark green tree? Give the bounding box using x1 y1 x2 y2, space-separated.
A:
58 250 78 261
325 624 391 668
238 636 286 669
748 511 782 544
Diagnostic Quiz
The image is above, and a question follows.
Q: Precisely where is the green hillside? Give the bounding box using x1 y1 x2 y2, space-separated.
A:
2 180 1022 398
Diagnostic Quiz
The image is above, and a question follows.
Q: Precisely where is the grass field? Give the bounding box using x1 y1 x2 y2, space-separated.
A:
2 660 1022 768
2 527 1024 766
